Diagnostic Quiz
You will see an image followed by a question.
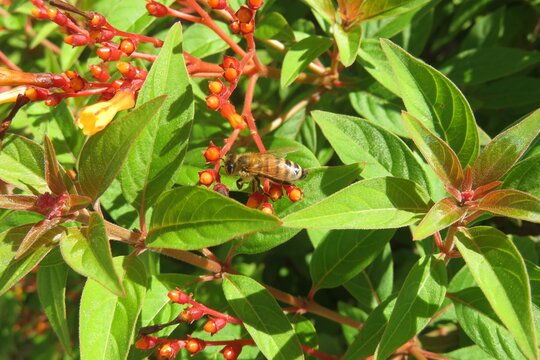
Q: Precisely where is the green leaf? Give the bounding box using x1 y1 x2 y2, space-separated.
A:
445 346 496 360
0 224 60 295
448 267 528 360
239 164 362 254
0 134 47 193
120 24 194 212
184 22 240 58
381 39 479 166
343 296 397 359
358 39 401 96
310 229 394 291
359 0 431 20
413 197 467 240
312 110 431 190
60 213 124 296
456 227 538 360
147 187 280 250
79 256 146 360
223 274 303 360
503 154 540 198
402 111 463 189
477 190 540 223
43 135 68 195
375 256 447 360
15 218 61 259
334 23 362 67
283 177 430 230
37 249 72 355
254 12 295 42
440 47 540 86
281 36 333 88
92 0 173 33
472 109 540 188
78 96 166 200
344 244 394 311
302 0 336 24
469 77 540 110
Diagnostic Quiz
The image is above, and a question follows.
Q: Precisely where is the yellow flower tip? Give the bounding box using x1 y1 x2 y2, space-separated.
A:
0 86 27 105
75 90 135 136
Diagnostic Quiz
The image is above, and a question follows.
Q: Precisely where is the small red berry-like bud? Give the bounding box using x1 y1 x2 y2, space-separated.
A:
97 46 122 61
70 76 86 92
31 7 48 19
159 343 175 358
240 20 255 34
220 102 235 119
206 95 220 110
146 1 168 17
229 20 240 34
25 87 49 101
221 56 239 70
47 8 68 26
246 192 265 208
247 0 263 10
185 338 206 354
223 67 239 82
236 6 253 23
261 202 274 214
116 61 137 79
111 79 124 89
168 289 190 304
90 64 110 82
31 0 45 6
221 344 242 360
203 318 227 334
228 113 245 129
135 336 158 350
119 38 137 55
204 142 221 162
199 170 215 187
208 0 227 10
214 183 229 197
287 187 303 202
44 94 62 107
268 185 283 201
64 34 90 46
89 13 105 28
208 80 224 95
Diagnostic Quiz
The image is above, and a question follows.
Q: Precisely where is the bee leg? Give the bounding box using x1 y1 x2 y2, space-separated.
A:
236 178 245 190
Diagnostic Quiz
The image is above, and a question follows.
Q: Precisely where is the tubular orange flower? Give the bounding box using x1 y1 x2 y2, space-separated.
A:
0 86 27 105
75 90 135 136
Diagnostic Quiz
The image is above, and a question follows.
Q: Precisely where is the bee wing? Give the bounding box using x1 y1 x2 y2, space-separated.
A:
265 146 303 158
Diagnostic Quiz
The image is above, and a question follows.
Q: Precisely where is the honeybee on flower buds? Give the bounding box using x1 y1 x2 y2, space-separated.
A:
223 152 307 187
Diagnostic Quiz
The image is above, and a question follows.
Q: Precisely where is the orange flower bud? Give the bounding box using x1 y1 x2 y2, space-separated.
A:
220 102 236 119
268 185 283 201
261 202 274 214
159 343 175 358
97 46 122 61
221 344 242 360
146 1 168 17
64 34 90 46
246 192 265 208
135 336 158 350
204 142 221 162
199 170 215 186
236 6 253 23
116 61 137 79
90 64 110 82
185 338 206 354
25 87 49 101
31 7 48 19
89 13 105 28
223 67 239 82
247 0 263 10
287 187 303 202
240 20 255 34
119 38 137 55
208 0 227 9
203 318 227 334
228 113 245 129
75 90 135 136
221 56 239 70
0 86 27 105
206 95 220 110
208 80 224 94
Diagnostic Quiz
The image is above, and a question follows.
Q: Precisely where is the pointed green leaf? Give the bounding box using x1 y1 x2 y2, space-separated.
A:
223 274 303 360
15 218 61 259
184 22 240 58
343 296 397 360
0 224 60 295
239 164 362 254
503 153 540 198
312 110 431 190
281 36 333 88
79 256 146 360
358 39 401 96
310 229 394 291
78 96 166 200
448 267 529 360
302 0 336 24
0 134 47 193
375 256 447 360
381 39 479 166
120 23 195 211
456 227 538 360
477 189 540 223
254 12 295 42
37 249 72 355
402 111 463 189
334 23 362 67
43 135 67 195
360 0 431 20
472 109 540 188
283 177 430 230
414 197 467 240
60 213 124 296
147 187 280 250
0 194 38 212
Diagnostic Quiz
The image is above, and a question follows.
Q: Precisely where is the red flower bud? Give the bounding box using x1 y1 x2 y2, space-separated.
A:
221 344 243 360
203 318 227 334
64 34 90 46
204 142 221 162
31 7 48 19
229 21 240 34
214 183 229 197
89 13 106 28
206 95 220 110
25 87 49 102
246 192 265 209
185 338 206 355
247 0 264 10
240 20 255 34
268 185 283 201
236 6 253 23
119 38 137 55
199 170 216 186
97 46 122 61
286 187 303 202
261 202 274 214
224 67 239 82
90 64 110 82
221 56 239 70
208 80 224 94
208 0 227 10
135 336 158 350
146 1 168 17
168 289 190 304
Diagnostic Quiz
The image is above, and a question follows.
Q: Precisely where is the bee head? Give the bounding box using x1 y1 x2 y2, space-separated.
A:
223 153 236 175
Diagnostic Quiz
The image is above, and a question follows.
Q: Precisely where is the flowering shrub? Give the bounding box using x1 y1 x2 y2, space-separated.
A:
0 0 539 359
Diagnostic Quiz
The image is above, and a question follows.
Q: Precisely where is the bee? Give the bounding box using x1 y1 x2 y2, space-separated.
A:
223 152 307 188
